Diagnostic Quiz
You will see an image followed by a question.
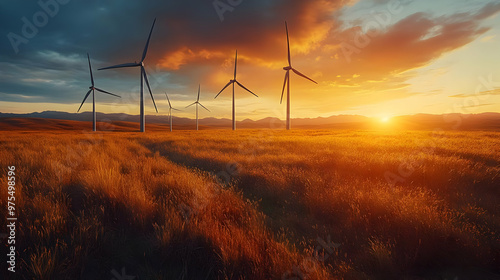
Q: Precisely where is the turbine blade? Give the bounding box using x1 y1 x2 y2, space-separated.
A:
141 18 156 62
143 69 158 113
98 62 140 70
185 102 196 108
77 89 92 112
236 81 258 97
285 21 291 66
165 92 172 108
280 71 289 104
234 50 237 80
198 103 210 112
197 84 200 102
87 53 94 86
172 108 182 111
292 68 317 84
214 81 233 99
95 87 121 98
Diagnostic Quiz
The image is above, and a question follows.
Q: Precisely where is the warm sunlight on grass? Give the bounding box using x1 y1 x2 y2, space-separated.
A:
0 130 498 279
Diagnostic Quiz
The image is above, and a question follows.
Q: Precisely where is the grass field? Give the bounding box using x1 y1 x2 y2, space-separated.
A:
0 128 499 279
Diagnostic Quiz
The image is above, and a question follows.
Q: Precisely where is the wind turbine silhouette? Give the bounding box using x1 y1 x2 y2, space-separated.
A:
78 53 120 132
215 50 258 130
281 21 317 130
186 85 210 131
99 18 158 132
164 92 180 132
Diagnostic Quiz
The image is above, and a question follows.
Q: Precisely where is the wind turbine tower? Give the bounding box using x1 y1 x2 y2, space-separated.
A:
78 53 120 132
99 18 158 132
281 21 317 130
215 50 258 130
186 85 210 130
164 92 180 132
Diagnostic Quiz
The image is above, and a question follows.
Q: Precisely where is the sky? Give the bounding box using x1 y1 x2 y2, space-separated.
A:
1 0 500 121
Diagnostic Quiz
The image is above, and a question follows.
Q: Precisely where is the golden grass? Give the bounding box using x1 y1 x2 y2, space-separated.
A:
0 129 499 279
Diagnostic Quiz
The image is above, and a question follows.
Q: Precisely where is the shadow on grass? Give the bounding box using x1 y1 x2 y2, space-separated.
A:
140 140 328 246
14 178 226 280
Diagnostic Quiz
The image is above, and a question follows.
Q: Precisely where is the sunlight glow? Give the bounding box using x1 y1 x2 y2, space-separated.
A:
381 116 391 123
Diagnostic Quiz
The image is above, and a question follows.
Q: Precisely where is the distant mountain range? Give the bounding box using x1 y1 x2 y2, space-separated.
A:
0 111 369 128
0 111 499 130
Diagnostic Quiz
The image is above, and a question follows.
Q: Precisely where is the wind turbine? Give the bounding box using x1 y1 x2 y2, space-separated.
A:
164 92 180 132
214 50 258 130
98 18 158 132
186 85 210 131
281 21 317 130
78 53 121 132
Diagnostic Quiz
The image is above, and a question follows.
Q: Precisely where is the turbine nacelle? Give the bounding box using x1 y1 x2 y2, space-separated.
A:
283 66 292 71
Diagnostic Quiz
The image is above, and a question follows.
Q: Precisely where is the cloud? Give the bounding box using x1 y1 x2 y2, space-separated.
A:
450 88 500 98
463 103 494 108
159 48 227 70
330 3 500 81
481 35 496 42
273 0 500 112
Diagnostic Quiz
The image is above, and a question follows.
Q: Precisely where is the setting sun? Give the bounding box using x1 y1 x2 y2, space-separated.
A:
381 116 391 123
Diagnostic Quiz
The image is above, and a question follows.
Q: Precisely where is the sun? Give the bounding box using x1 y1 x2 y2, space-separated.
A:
381 116 391 123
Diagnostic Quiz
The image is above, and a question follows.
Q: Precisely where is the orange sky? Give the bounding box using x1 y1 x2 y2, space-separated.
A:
1 0 500 121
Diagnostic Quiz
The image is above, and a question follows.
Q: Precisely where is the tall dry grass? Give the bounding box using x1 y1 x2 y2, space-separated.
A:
0 129 498 279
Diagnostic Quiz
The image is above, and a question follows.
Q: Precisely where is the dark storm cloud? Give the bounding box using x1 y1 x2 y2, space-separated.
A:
0 0 347 104
1 0 346 61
